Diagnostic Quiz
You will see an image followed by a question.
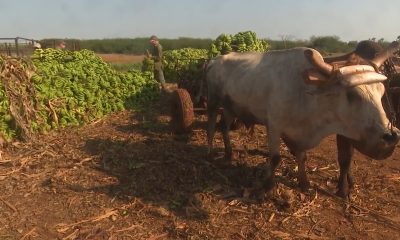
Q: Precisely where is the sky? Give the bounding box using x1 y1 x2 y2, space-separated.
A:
1 0 399 42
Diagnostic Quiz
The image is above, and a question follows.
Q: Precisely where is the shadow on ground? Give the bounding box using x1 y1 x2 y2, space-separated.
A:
77 92 295 220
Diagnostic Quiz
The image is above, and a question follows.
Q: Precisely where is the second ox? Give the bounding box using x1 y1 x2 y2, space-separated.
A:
205 42 400 198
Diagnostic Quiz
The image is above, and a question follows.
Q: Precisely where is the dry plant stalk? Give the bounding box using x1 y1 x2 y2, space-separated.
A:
19 227 37 240
0 196 17 212
56 209 118 233
0 57 38 141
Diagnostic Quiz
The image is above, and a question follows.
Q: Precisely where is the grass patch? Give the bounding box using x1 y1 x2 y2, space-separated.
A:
110 62 142 72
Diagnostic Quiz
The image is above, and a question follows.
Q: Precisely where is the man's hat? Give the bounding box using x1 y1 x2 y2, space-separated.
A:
150 35 158 41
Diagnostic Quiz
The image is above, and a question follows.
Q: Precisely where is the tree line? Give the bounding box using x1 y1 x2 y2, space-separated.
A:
39 35 396 55
40 37 213 54
267 35 397 54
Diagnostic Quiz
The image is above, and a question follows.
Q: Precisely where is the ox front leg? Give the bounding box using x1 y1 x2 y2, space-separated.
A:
336 135 354 199
261 126 282 191
206 104 219 160
295 151 310 191
221 110 235 161
251 126 282 201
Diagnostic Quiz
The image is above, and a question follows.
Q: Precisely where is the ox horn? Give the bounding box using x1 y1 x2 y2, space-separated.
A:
324 52 354 64
370 41 400 69
304 49 334 76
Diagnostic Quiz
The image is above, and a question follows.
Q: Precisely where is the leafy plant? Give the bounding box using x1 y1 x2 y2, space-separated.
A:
0 49 158 140
208 31 269 58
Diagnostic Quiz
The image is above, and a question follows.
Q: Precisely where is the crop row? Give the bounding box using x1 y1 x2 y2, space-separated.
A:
0 49 158 141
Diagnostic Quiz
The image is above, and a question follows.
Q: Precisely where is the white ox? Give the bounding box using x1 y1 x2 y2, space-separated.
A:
205 42 400 197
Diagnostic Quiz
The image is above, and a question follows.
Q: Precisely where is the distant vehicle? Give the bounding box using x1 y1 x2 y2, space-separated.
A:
0 37 81 57
0 37 40 57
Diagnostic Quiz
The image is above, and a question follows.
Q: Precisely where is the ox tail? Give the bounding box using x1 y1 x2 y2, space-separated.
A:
194 59 214 105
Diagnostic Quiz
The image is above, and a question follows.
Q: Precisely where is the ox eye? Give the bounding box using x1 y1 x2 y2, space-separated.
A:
346 90 362 103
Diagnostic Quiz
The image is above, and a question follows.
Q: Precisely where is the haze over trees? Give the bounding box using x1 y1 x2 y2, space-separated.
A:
40 35 394 55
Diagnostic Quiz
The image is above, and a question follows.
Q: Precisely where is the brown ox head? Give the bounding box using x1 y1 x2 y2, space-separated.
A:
303 41 400 86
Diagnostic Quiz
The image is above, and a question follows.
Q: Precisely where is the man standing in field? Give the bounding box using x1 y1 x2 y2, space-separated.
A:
148 35 166 91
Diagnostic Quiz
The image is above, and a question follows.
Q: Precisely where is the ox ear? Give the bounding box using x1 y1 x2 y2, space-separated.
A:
339 72 387 87
302 69 330 85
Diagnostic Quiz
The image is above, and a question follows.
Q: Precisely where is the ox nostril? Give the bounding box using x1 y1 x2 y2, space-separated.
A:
382 132 398 143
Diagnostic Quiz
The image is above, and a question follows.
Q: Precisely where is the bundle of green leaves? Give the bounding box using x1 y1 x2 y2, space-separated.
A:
156 31 269 84
162 48 208 83
0 56 14 139
0 49 158 140
208 31 269 57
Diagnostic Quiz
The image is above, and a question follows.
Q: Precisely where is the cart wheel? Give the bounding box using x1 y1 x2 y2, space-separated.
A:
171 88 194 134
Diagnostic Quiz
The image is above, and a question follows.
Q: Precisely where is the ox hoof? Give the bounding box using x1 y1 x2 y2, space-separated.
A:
336 189 350 200
336 181 352 199
264 177 276 192
299 181 311 192
255 175 276 191
207 151 216 161
224 151 239 162
252 188 267 202
255 167 276 190
251 179 276 202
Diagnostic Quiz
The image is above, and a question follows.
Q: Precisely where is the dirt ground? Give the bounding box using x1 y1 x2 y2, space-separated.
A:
0 91 399 240
96 54 145 64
